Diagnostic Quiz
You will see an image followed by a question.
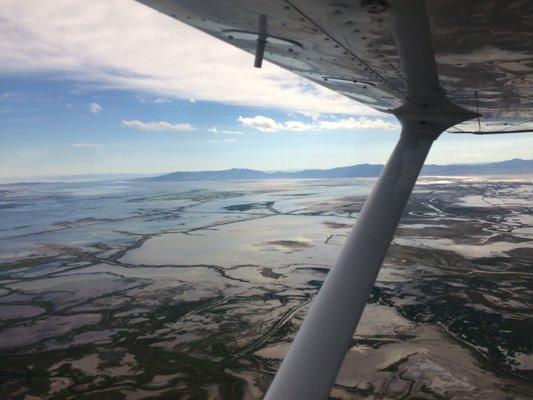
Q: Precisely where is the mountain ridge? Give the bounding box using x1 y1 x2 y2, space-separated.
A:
141 158 533 182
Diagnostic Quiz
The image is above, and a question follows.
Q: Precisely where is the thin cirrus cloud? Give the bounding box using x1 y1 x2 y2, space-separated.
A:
238 115 399 133
0 0 378 116
122 120 195 132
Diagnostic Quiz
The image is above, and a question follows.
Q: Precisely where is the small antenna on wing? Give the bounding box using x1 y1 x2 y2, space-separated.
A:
254 14 268 68
475 91 482 133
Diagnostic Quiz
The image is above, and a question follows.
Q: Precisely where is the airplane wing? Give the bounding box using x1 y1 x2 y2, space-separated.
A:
139 0 532 133
135 1 532 399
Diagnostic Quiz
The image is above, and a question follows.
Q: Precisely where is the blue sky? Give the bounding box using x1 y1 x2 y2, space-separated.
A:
0 0 532 179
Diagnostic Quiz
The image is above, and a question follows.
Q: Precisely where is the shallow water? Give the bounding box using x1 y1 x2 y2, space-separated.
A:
0 176 532 399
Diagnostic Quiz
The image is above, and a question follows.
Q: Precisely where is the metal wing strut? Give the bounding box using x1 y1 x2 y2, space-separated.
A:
264 1 476 399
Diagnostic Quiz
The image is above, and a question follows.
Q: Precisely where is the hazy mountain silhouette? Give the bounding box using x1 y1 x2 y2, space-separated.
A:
143 158 533 182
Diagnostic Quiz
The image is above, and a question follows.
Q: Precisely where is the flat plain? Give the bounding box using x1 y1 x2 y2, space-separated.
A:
0 177 532 399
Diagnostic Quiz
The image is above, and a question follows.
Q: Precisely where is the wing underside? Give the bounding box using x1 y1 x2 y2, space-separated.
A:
138 0 532 134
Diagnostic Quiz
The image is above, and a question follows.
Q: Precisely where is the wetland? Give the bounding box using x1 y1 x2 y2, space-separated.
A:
0 176 532 399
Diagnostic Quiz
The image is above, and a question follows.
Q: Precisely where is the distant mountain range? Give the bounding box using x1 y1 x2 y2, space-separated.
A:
142 158 533 182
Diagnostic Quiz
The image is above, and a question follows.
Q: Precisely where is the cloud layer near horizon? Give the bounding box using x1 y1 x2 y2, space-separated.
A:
238 115 399 132
0 0 378 116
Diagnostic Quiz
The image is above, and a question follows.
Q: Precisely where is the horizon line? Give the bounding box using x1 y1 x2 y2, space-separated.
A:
1 158 531 184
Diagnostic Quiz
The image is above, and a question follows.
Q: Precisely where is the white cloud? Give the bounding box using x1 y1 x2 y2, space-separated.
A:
238 116 281 132
0 0 378 116
238 115 398 133
237 115 313 132
317 117 399 131
122 120 195 132
208 127 242 135
284 120 314 131
153 97 172 104
209 138 235 143
298 111 322 121
88 102 102 114
72 143 103 148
